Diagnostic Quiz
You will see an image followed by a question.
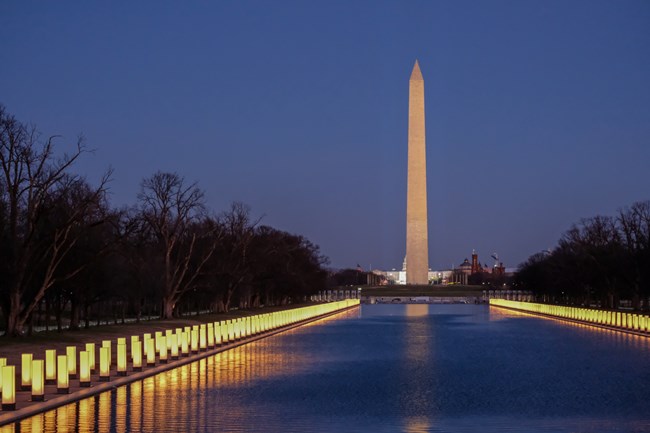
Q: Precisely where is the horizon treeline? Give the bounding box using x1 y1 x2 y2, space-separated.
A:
0 106 328 337
516 200 650 310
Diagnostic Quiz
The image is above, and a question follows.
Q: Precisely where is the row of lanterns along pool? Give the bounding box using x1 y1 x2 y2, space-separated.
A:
0 299 360 412
490 299 650 333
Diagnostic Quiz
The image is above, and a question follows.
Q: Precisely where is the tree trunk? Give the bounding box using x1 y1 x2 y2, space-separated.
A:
222 288 234 313
161 295 175 319
4 290 23 337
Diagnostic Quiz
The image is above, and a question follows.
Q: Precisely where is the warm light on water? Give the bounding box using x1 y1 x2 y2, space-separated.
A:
8 305 650 432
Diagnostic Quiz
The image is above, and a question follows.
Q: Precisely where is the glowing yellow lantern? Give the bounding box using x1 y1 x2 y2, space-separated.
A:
45 349 57 384
99 346 110 381
79 350 91 387
31 359 44 401
175 328 183 350
117 343 127 375
234 320 240 339
102 340 112 367
85 343 96 371
2 365 16 410
132 340 143 371
170 334 179 359
221 322 229 344
155 331 163 353
159 336 168 363
65 346 77 378
57 355 69 393
166 330 173 351
0 358 6 390
181 332 189 355
214 324 222 345
207 326 215 348
143 334 151 355
143 335 150 357
199 325 207 350
191 329 199 353
21 353 33 391
146 338 155 366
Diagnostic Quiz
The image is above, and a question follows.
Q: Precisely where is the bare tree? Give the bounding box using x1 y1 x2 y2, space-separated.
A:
618 201 650 309
0 105 110 336
137 171 218 318
212 202 260 312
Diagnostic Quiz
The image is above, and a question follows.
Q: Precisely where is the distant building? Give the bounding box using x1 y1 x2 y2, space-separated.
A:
376 250 508 286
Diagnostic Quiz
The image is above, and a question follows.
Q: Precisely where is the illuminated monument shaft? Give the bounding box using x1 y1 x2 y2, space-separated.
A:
406 60 429 285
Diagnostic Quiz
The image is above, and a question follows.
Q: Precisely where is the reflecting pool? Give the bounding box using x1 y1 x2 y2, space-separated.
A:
6 304 650 432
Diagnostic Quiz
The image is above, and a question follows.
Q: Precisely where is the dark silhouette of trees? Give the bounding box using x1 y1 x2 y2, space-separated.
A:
328 268 368 287
209 202 258 313
0 106 331 336
516 201 650 310
248 226 328 306
136 171 219 319
0 106 110 336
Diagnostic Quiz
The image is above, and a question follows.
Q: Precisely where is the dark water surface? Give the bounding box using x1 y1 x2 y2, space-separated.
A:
8 304 650 432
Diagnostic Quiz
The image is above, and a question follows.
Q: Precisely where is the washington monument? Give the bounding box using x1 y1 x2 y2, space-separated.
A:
406 60 429 284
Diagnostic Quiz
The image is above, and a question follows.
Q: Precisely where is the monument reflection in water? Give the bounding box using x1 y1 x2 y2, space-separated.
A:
8 305 650 433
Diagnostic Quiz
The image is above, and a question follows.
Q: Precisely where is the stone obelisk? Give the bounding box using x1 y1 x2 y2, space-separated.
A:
406 60 429 285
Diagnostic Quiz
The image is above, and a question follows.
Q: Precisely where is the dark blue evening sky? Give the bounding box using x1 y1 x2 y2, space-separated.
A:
1 1 649 271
